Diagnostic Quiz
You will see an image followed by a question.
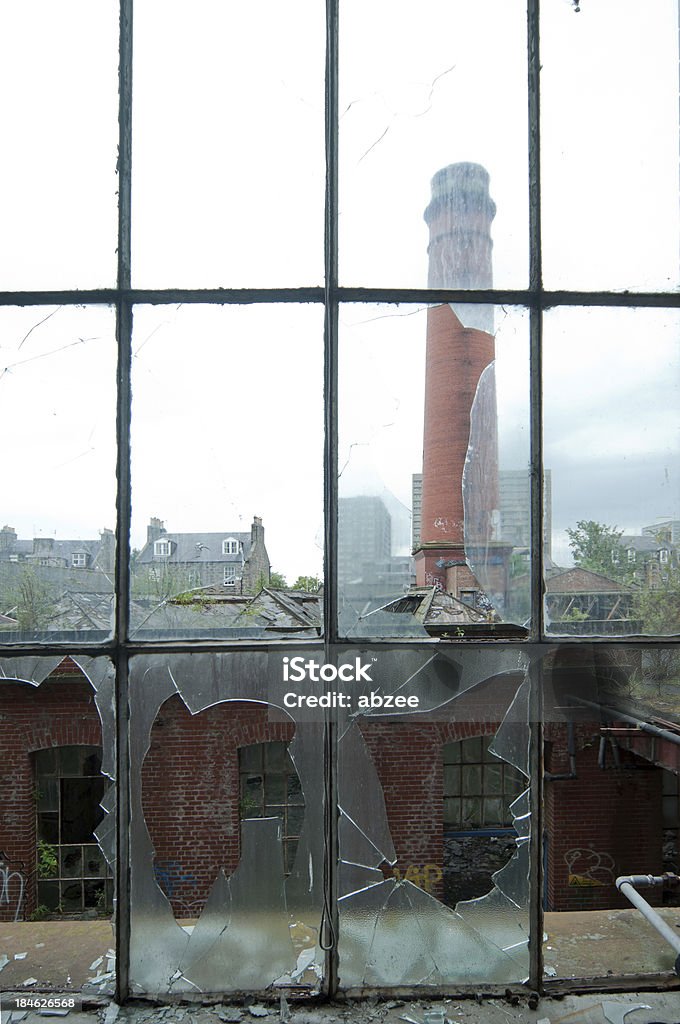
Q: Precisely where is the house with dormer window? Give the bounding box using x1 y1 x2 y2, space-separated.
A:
136 516 271 594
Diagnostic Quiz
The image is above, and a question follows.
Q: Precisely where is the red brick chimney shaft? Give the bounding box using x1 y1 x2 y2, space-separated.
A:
419 304 495 547
415 163 497 591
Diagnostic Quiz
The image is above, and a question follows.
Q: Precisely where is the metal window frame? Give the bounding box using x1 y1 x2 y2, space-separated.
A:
35 746 112 916
0 0 678 1002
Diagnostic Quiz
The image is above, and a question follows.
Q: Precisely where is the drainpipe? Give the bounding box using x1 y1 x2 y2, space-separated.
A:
545 719 577 781
615 873 680 976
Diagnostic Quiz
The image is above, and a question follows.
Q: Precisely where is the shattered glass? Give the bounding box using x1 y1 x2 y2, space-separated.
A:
337 645 531 987
129 652 326 995
462 307 531 630
0 655 115 992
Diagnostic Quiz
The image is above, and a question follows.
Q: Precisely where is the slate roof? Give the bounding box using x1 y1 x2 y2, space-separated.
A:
137 531 251 565
620 534 676 555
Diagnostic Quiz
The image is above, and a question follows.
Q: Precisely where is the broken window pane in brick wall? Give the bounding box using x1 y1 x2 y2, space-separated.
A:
0 655 115 993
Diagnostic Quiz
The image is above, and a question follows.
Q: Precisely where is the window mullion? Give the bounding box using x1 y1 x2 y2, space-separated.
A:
115 0 134 1005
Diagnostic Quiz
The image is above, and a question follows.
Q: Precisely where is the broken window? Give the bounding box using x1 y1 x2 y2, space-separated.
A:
34 746 112 916
0 656 115 993
1 0 679 1004
239 742 305 875
442 735 526 906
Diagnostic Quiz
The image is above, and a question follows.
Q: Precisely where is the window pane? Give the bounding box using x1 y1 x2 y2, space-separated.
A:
541 0 679 291
338 649 529 985
133 652 324 994
0 656 114 988
339 303 529 637
0 3 118 289
130 304 324 640
0 307 118 643
339 0 529 288
544 307 680 637
132 0 324 288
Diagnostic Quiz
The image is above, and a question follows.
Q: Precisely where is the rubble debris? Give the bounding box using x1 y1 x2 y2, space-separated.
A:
248 1008 269 1019
103 1004 121 1024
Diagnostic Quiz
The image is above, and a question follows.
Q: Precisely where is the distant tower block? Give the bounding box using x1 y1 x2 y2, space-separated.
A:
415 163 499 594
424 162 496 334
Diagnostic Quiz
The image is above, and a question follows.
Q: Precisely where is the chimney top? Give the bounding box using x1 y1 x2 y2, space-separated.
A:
424 161 496 332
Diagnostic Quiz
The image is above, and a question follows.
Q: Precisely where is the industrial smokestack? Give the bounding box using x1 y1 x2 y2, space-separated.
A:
424 161 496 333
414 163 499 598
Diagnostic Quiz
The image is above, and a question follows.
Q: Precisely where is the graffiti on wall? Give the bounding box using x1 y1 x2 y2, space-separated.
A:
0 858 25 921
153 859 202 913
564 847 615 887
391 863 442 893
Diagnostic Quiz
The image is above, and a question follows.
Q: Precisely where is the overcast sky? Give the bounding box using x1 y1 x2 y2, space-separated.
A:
1 0 678 586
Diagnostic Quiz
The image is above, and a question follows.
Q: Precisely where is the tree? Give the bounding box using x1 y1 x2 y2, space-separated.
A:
291 575 321 592
566 520 627 580
4 566 55 631
254 570 288 591
632 565 680 636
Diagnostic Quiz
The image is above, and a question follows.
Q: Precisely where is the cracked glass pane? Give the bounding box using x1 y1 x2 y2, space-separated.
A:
0 3 118 289
129 652 325 995
337 644 531 987
132 0 324 289
339 303 529 639
0 655 115 994
339 0 528 289
130 305 324 640
543 307 680 638
543 643 680 981
0 306 118 644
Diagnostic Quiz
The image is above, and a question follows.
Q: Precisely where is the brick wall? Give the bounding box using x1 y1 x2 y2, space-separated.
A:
544 721 663 911
141 696 294 915
0 665 669 921
0 669 102 920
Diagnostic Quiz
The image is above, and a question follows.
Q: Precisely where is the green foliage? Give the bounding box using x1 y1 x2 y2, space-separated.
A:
37 840 58 879
291 575 321 593
632 565 680 635
3 566 55 630
560 606 589 623
254 570 287 591
28 904 51 921
131 564 195 603
566 520 627 580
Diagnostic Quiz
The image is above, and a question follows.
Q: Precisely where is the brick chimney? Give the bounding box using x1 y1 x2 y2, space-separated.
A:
146 517 166 546
0 526 17 554
424 162 496 334
414 163 499 596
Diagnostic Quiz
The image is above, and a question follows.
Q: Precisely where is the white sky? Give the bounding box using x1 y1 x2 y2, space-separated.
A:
0 0 678 585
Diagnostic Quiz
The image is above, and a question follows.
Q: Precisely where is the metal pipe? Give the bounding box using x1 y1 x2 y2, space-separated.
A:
616 873 680 976
569 695 680 748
